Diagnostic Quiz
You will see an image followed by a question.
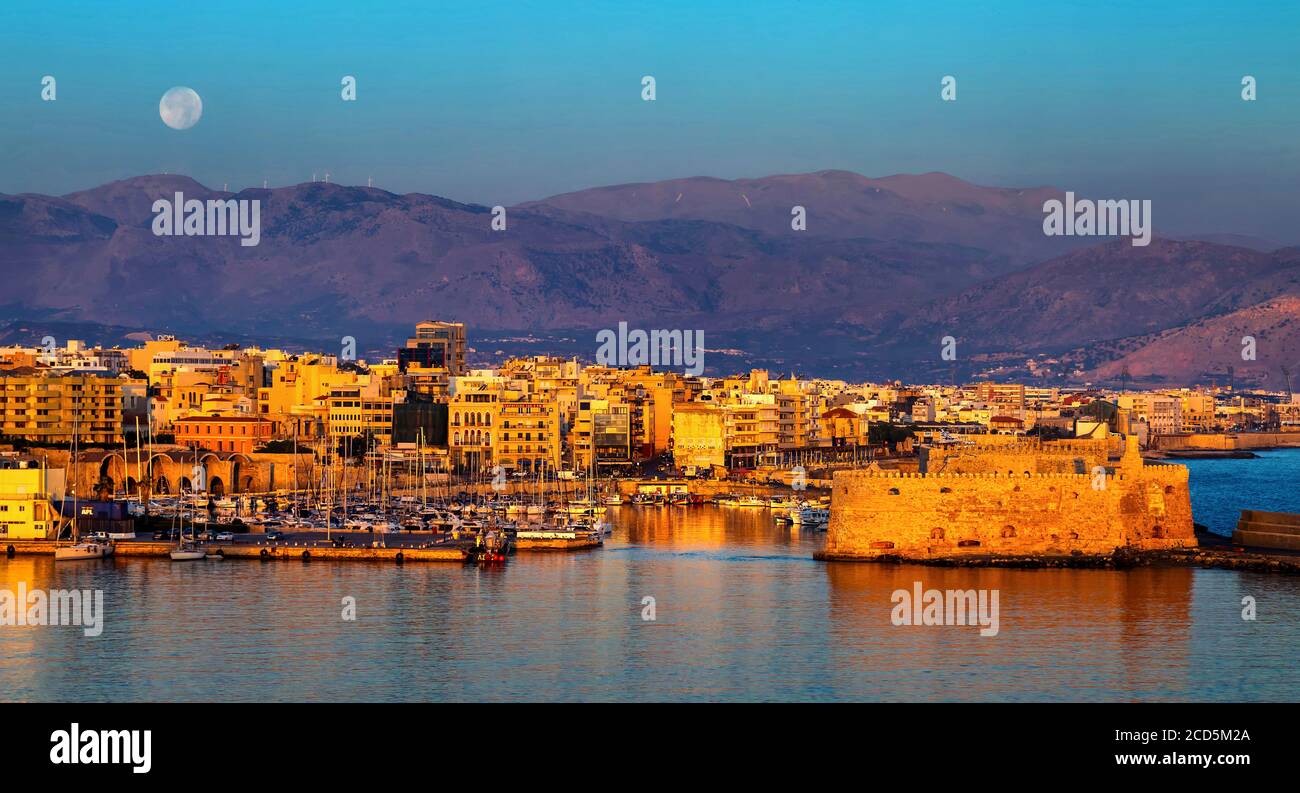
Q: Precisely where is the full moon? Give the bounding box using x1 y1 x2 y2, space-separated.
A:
159 86 202 130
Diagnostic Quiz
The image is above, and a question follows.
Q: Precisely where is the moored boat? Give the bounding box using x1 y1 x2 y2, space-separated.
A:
169 544 206 561
54 541 114 561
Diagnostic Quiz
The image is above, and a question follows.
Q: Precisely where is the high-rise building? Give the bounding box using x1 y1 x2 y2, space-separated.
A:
398 321 466 397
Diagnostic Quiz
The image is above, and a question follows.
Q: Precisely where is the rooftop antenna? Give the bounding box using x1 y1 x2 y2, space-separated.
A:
263 178 268 189
312 173 317 183
368 175 372 188
324 172 330 184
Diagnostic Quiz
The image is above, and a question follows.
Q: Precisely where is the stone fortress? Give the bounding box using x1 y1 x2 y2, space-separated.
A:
819 435 1196 561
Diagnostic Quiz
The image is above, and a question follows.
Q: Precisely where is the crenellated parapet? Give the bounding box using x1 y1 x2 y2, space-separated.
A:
823 435 1195 561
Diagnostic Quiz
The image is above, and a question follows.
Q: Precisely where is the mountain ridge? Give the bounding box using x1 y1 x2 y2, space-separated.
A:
3 171 1295 384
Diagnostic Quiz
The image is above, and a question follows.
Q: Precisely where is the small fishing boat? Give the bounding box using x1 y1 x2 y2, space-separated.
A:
798 506 830 527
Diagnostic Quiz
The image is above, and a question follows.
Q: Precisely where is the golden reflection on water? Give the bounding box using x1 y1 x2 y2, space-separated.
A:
2 505 1296 702
823 562 1195 700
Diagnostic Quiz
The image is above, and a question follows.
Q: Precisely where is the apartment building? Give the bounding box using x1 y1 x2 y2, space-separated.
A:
0 369 137 446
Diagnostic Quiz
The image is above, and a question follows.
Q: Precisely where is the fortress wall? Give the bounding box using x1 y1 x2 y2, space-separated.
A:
923 438 1115 476
824 465 1194 560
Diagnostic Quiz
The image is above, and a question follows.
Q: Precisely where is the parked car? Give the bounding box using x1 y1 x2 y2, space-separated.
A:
265 530 285 541
215 531 235 542
152 529 178 541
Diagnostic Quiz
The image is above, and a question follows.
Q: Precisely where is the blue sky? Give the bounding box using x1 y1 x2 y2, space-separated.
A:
2 0 1298 240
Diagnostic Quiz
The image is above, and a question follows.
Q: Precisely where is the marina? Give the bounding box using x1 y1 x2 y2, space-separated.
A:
5 458 1300 703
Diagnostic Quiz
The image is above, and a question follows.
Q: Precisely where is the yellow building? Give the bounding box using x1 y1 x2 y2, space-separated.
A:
125 336 185 375
258 354 359 440
822 405 871 446
0 369 137 446
723 396 779 468
447 384 562 473
1174 392 1216 432
327 376 396 450
775 377 816 449
497 392 562 473
399 321 466 397
0 465 67 540
573 397 633 472
449 385 501 472
672 403 726 470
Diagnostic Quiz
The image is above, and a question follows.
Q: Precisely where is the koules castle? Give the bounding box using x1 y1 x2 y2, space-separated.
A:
818 435 1196 561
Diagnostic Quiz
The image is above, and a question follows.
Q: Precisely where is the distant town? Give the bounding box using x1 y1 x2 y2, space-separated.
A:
2 320 1299 486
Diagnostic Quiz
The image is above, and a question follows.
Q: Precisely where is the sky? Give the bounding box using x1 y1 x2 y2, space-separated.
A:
2 0 1298 241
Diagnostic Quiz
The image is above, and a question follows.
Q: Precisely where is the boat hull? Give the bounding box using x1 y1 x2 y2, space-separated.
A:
54 542 113 561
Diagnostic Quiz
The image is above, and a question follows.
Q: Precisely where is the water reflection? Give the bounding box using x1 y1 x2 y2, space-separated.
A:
1 505 1297 702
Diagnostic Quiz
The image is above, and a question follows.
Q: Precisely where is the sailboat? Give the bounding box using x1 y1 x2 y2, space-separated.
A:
170 467 206 561
526 466 546 516
55 405 114 561
54 534 115 561
54 514 115 561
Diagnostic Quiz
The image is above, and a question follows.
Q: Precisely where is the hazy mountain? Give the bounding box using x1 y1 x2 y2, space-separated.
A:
527 169 1092 266
1 174 1012 360
2 173 1295 383
879 239 1300 357
1070 295 1300 387
1172 232 1285 252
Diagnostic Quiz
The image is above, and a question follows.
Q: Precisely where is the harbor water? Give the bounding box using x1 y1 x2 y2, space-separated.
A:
3 450 1299 702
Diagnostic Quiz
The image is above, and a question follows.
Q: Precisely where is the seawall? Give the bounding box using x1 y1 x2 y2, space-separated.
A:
821 437 1196 561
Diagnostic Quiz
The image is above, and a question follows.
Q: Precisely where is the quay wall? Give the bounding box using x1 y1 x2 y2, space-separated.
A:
1233 509 1300 552
1156 432 1300 450
2 540 466 563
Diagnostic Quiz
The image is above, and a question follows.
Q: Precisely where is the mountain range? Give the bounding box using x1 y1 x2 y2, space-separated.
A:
1 170 1297 386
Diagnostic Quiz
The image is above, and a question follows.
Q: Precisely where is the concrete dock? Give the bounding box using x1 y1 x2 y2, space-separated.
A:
1233 510 1300 552
4 528 605 561
4 538 468 563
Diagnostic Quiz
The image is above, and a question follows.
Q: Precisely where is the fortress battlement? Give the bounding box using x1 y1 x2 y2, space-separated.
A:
836 464 1188 482
822 435 1195 561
